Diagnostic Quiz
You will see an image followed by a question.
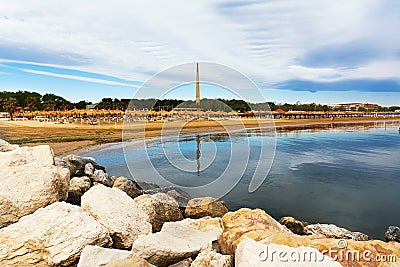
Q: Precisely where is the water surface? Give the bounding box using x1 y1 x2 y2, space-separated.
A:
83 121 400 239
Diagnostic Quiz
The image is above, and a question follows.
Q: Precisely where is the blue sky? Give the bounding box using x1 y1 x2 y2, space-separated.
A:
1 0 400 105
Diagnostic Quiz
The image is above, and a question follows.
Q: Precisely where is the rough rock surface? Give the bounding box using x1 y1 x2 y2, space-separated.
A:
236 237 343 267
144 186 190 206
113 177 143 199
168 258 193 267
185 197 228 219
0 144 70 228
220 208 400 267
103 257 156 267
166 189 191 208
0 202 112 266
131 224 217 267
137 181 160 190
279 216 309 235
77 245 131 267
385 226 400 242
0 144 55 167
305 223 370 241
162 216 223 237
67 176 92 205
62 154 105 177
0 139 18 152
55 157 69 169
134 193 183 232
219 208 293 255
191 250 233 267
81 184 152 249
92 169 115 187
84 162 95 176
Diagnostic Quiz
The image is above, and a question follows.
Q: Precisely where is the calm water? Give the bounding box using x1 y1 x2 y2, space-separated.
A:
82 121 400 239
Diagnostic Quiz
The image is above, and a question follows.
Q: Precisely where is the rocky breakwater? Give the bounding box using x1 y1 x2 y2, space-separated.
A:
56 154 122 205
220 208 400 267
1 139 400 266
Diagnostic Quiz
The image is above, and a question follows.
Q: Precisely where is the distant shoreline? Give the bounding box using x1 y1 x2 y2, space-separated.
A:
75 118 400 157
0 116 399 156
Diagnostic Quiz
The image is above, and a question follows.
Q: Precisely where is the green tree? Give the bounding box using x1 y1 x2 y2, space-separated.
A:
73 100 92 110
2 97 17 119
42 93 69 110
97 98 113 110
43 100 56 111
24 97 39 111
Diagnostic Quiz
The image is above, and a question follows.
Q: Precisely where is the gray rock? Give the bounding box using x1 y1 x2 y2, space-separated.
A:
145 186 190 198
279 216 309 235
81 184 152 249
134 193 183 232
84 163 94 176
113 177 143 199
385 226 400 242
0 202 112 266
55 157 69 169
144 186 191 208
137 181 160 190
92 169 114 187
166 190 191 208
67 176 92 205
63 154 105 177
305 224 370 241
77 245 131 267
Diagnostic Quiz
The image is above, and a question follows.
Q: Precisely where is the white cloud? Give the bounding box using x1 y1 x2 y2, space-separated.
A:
0 0 399 88
20 68 139 88
288 65 342 81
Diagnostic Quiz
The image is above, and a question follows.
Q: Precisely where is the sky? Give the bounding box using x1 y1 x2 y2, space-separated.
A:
0 0 400 106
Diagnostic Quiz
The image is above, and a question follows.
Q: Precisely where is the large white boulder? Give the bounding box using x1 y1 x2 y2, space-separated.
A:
77 245 132 267
235 237 343 267
0 202 112 266
81 184 152 249
0 145 70 228
131 223 218 267
0 144 54 167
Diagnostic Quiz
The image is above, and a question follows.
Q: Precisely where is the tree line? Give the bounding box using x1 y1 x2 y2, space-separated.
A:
1 90 398 118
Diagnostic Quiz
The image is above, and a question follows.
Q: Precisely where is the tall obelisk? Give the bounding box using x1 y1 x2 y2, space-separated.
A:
196 63 200 120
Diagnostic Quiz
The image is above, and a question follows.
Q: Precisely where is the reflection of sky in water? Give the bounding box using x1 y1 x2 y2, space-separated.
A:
83 122 400 239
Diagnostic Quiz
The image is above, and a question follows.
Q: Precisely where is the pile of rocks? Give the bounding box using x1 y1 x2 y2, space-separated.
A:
56 154 120 205
279 216 370 241
1 139 400 267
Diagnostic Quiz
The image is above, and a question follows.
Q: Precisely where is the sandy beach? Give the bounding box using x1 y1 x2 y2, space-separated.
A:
1 116 399 155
